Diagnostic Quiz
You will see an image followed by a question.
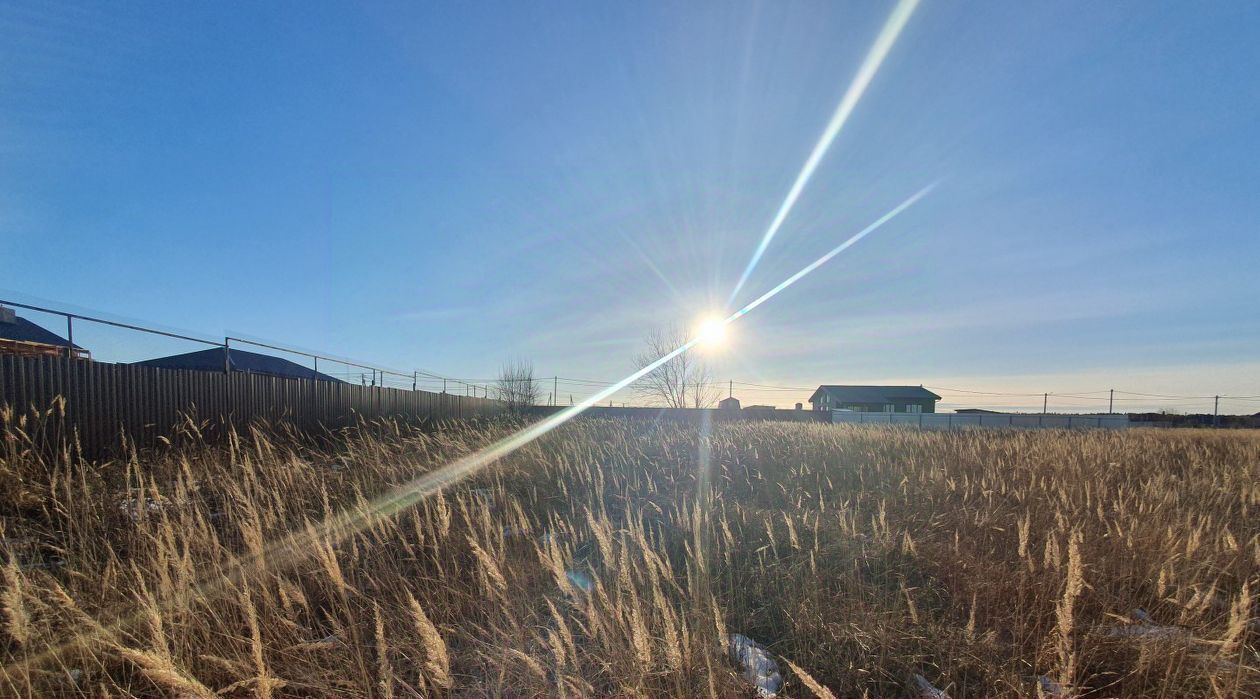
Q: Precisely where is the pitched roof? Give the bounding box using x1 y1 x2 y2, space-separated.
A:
0 315 82 349
809 385 941 404
134 348 339 382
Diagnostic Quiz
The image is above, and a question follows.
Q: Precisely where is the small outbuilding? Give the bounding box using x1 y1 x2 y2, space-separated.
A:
0 307 88 358
809 385 940 414
718 396 741 410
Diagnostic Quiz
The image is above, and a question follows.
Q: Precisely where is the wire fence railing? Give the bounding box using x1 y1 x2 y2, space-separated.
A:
2 298 497 398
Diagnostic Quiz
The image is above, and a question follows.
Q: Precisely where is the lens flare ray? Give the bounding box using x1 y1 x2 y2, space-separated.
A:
727 183 935 323
728 0 922 305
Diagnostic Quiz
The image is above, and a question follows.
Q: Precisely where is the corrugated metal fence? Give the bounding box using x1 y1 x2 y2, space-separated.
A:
0 355 503 456
528 405 831 423
832 410 1138 430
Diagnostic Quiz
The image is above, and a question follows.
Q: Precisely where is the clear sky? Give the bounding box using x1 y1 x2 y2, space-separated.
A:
3 1 1258 413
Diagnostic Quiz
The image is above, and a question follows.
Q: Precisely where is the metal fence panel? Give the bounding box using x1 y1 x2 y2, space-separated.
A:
0 356 504 456
830 410 1133 430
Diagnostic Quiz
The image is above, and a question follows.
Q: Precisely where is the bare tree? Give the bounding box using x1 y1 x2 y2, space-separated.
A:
496 358 540 413
632 322 720 408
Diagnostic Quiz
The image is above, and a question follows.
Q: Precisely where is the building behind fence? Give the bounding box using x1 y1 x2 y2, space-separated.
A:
1 354 502 457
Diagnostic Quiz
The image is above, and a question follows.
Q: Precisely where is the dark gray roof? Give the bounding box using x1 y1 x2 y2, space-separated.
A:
809 385 941 404
135 348 339 382
0 315 81 349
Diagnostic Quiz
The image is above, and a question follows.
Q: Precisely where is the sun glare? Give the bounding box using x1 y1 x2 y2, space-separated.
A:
695 316 728 349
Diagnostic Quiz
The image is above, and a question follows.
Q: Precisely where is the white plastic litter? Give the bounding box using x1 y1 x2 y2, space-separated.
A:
727 633 783 698
565 569 594 594
910 673 950 699
117 494 173 522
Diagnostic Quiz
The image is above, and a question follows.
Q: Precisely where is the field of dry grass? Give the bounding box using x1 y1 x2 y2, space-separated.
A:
0 413 1256 697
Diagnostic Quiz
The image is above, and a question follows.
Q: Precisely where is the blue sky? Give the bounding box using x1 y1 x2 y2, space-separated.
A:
3 1 1258 412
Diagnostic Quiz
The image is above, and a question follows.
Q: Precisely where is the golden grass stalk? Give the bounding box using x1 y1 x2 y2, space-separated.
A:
1055 532 1084 694
406 590 452 690
2 554 31 645
785 659 839 699
117 647 218 699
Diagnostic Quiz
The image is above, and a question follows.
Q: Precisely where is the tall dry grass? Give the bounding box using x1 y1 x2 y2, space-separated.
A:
0 409 1256 697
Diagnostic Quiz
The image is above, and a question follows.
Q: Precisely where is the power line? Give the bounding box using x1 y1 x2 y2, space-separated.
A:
1114 390 1214 399
925 385 1046 397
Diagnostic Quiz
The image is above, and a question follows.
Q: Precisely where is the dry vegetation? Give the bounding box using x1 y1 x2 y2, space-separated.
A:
0 410 1257 697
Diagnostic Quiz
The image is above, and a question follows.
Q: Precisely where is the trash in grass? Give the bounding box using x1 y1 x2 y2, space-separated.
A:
1101 608 1189 639
565 569 594 594
727 633 783 698
117 492 180 521
909 673 950 699
1036 675 1064 697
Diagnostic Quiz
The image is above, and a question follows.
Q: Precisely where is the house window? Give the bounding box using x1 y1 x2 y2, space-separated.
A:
883 404 895 413
906 404 922 414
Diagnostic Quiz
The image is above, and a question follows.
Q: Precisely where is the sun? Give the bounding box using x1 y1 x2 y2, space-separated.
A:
695 316 728 349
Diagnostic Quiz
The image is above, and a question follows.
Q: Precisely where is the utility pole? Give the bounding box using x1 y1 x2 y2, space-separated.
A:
1214 395 1220 427
412 371 417 391
554 376 558 406
1109 388 1114 414
729 379 733 398
1043 393 1048 415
